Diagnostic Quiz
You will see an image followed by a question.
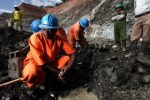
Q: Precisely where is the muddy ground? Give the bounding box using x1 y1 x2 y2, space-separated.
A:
0 29 150 100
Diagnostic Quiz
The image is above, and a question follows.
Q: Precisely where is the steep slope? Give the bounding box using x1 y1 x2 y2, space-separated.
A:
46 0 100 27
86 0 134 38
0 13 11 27
0 0 134 38
18 0 134 38
19 3 46 18
1 1 150 100
17 0 100 28
18 3 46 31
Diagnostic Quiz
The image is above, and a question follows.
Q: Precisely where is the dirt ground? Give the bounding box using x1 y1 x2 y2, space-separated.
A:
0 33 150 100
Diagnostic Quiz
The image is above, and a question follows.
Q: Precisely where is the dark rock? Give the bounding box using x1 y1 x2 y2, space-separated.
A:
137 56 150 66
137 66 146 75
105 56 118 61
110 72 118 83
105 67 114 77
0 76 10 83
111 70 130 86
142 75 150 84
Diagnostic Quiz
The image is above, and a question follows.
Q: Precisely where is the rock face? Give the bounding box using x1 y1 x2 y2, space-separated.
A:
0 13 11 28
0 0 134 35
22 0 134 38
19 3 46 18
2 0 150 100
44 0 134 39
0 27 31 57
0 36 150 100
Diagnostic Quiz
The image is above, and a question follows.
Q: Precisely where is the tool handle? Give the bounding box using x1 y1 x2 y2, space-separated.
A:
0 78 22 87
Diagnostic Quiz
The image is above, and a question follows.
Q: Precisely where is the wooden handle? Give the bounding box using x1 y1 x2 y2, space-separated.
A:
0 78 22 87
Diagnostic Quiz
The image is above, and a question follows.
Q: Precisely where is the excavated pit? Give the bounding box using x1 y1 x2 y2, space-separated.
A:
0 28 150 100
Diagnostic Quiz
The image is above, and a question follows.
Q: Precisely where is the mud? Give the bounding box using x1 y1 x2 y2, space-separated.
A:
59 88 98 100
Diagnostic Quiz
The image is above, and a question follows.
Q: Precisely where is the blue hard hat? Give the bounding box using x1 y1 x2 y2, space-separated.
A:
39 14 59 29
79 18 89 28
31 19 41 33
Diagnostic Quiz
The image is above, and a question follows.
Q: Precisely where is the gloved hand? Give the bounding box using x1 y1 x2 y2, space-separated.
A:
58 68 66 83
58 67 66 78
111 16 118 21
112 15 125 21
117 15 125 20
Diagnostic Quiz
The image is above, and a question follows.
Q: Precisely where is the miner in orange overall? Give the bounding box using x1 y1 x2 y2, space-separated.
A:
21 14 75 93
68 18 89 48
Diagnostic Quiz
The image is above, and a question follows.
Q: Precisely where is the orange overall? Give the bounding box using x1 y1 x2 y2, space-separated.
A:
22 31 75 88
68 22 87 48
56 28 67 40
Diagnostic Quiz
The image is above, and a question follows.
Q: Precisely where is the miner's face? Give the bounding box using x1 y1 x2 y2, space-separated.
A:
44 29 57 39
116 8 122 14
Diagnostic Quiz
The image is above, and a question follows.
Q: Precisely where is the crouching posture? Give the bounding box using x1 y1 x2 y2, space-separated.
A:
68 18 89 49
21 14 75 89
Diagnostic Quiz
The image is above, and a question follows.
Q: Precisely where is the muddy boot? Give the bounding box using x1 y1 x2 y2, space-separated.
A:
125 41 137 57
139 41 148 56
121 40 126 52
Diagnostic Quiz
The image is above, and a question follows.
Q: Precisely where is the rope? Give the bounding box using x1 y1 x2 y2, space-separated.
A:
0 78 22 87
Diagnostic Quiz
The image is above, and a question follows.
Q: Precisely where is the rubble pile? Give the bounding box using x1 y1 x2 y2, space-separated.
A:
0 0 150 100
0 33 150 99
0 28 31 85
0 27 31 57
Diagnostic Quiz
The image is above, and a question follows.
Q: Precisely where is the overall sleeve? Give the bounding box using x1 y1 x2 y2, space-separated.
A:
62 39 75 55
74 30 80 41
29 35 45 66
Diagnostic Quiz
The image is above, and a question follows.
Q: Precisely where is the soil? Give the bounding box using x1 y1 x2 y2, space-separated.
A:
0 30 150 100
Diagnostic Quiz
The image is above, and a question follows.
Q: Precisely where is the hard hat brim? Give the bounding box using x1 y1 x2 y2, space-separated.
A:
32 30 42 33
39 24 60 29
79 22 89 28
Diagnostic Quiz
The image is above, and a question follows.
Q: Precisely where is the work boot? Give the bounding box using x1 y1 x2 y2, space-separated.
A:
121 40 127 52
125 41 137 57
139 41 148 56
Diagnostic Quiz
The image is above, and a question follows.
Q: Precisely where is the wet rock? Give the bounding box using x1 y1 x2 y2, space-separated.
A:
110 72 117 83
104 67 114 77
18 41 26 48
126 74 142 90
0 76 10 83
0 46 12 57
0 71 8 77
99 46 110 52
137 56 150 66
137 66 146 75
112 45 118 50
105 56 118 61
111 70 130 86
142 75 150 84
1 96 10 100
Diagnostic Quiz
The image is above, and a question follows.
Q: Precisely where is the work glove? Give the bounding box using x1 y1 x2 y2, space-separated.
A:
116 14 125 20
57 67 67 83
111 16 118 21
112 15 125 21
58 67 66 78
